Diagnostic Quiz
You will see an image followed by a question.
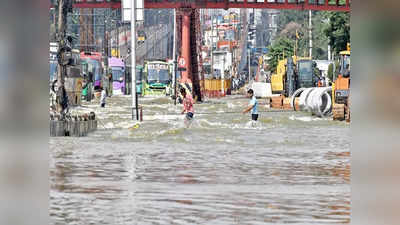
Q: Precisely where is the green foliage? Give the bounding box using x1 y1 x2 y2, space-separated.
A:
277 10 308 57
267 37 294 72
312 11 330 59
327 63 334 81
273 10 332 62
334 60 340 79
324 12 350 54
277 10 307 34
266 9 349 73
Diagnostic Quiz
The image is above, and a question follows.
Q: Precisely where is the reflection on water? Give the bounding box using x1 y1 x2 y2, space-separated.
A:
50 95 350 224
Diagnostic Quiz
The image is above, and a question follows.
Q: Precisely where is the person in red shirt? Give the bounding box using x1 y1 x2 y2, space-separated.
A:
180 88 194 126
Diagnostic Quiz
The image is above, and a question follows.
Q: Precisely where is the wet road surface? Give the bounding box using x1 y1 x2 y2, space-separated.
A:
50 94 350 224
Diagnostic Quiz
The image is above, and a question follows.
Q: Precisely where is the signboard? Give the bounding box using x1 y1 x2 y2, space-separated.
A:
148 63 168 70
178 57 186 68
122 0 144 22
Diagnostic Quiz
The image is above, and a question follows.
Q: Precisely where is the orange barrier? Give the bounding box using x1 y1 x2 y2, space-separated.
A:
203 79 231 98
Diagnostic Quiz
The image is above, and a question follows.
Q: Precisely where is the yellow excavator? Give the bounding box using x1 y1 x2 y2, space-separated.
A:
332 43 351 121
271 55 316 97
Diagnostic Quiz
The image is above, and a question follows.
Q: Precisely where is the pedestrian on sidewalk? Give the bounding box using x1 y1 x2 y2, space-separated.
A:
100 87 107 108
242 89 258 121
180 88 194 127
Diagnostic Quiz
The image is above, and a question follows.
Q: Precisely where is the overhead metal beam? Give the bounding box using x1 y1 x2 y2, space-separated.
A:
52 0 350 12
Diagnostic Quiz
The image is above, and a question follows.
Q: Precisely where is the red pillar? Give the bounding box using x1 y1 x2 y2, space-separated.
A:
181 12 192 84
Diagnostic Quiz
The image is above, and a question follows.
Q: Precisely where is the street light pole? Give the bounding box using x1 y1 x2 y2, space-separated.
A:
131 0 138 120
248 48 250 83
222 56 225 95
173 9 177 105
309 10 312 59
117 21 120 58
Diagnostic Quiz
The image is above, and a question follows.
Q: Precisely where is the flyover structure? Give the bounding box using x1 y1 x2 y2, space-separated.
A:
56 0 350 12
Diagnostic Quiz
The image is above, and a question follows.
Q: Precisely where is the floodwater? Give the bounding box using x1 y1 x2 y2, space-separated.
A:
50 94 350 225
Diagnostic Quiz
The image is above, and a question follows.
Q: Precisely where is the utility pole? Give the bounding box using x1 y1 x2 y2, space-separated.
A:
103 12 106 57
248 48 250 83
221 56 225 95
248 9 251 83
57 0 65 89
56 0 72 116
173 9 177 105
117 21 120 58
131 0 138 120
211 9 214 79
309 10 312 59
328 45 331 61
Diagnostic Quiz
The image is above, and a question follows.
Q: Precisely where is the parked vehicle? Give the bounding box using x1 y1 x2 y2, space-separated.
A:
142 60 172 96
80 52 104 100
108 57 125 95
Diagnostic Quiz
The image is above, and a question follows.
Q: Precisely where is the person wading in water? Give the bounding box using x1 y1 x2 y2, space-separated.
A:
180 88 194 128
242 89 259 121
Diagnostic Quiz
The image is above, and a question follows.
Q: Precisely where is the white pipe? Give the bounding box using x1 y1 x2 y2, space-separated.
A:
290 87 306 109
299 88 314 111
292 87 333 118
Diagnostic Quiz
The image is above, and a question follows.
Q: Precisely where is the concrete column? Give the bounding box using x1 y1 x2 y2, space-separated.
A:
181 12 192 84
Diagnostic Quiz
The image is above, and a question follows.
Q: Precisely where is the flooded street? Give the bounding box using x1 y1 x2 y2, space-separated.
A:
50 95 350 224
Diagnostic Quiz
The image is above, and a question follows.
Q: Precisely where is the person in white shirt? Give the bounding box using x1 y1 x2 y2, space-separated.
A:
100 87 107 108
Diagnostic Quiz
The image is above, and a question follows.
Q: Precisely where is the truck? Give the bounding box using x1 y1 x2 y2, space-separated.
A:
142 60 172 96
332 43 351 121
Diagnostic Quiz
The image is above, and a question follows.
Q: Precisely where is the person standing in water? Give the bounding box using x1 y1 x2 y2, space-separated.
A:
242 89 258 121
100 87 107 108
180 88 194 127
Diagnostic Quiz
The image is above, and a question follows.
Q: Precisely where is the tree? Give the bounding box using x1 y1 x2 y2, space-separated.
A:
277 10 307 34
276 10 308 56
324 12 350 54
267 37 294 72
312 11 330 59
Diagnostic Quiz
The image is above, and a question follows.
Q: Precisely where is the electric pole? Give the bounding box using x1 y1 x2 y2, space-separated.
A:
211 9 214 80
309 10 312 58
173 9 177 105
131 0 138 120
56 0 72 116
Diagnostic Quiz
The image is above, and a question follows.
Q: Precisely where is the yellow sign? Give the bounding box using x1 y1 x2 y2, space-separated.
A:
111 49 120 57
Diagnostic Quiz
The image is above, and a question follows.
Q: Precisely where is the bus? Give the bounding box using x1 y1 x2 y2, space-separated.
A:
137 30 146 44
125 65 144 95
108 57 125 95
80 52 104 99
143 60 172 96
